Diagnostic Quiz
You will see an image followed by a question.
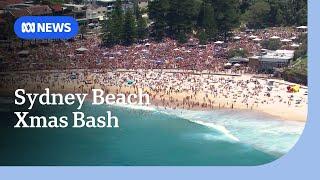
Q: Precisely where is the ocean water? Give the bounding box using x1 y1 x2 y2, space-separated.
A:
0 97 304 166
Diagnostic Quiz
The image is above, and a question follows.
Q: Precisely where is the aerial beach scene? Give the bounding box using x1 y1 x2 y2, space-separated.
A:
0 0 307 165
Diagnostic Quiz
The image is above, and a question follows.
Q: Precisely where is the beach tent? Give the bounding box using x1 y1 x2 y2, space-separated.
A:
224 63 232 69
142 49 149 53
88 23 95 27
249 35 257 39
214 41 224 44
155 59 164 65
270 36 280 39
233 36 241 40
145 43 151 47
287 85 301 93
292 85 300 93
296 26 307 29
175 57 184 61
280 39 292 43
290 36 297 40
291 44 300 48
17 50 29 57
253 38 262 42
76 47 89 52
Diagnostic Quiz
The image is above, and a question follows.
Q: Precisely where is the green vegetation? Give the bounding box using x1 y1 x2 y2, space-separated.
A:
102 0 307 47
228 48 249 58
283 57 308 85
102 0 147 47
241 0 307 29
261 39 281 51
148 0 306 43
294 34 307 60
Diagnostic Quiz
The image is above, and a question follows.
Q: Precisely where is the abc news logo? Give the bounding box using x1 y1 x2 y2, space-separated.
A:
14 16 78 39
21 22 72 33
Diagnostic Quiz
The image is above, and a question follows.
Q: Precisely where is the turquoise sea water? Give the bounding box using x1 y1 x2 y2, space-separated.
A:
0 97 304 166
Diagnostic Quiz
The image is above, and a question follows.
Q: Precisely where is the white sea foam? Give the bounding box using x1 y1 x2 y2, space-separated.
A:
109 103 305 156
157 108 305 156
189 120 239 142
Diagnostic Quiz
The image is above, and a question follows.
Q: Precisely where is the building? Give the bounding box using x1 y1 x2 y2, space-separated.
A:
86 6 108 21
6 5 52 19
0 0 25 10
137 0 148 9
96 0 134 14
250 50 295 72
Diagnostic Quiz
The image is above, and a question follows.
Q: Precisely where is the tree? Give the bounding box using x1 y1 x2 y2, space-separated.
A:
243 0 271 29
101 20 117 47
136 16 148 40
79 25 86 39
198 29 208 45
268 0 284 26
122 9 137 46
148 0 170 41
101 0 124 47
111 0 124 44
210 0 240 40
134 2 148 40
167 0 199 39
197 0 217 40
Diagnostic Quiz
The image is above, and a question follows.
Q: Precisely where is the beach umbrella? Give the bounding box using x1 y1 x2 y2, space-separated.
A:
290 36 297 40
127 79 135 85
155 59 164 64
224 63 232 66
234 63 241 67
173 48 180 51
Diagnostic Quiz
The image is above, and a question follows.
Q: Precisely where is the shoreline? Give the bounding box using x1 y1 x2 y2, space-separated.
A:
0 69 307 122
0 85 307 122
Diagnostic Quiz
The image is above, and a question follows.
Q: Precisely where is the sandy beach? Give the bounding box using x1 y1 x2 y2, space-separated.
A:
0 69 307 122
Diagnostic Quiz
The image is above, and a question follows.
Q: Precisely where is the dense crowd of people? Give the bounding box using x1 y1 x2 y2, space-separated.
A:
0 27 305 74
